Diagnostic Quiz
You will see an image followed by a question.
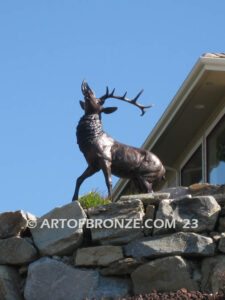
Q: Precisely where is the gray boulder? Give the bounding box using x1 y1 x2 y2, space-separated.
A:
24 258 98 300
124 232 215 259
154 195 221 235
26 212 37 223
75 245 123 267
100 258 142 276
201 255 225 293
0 210 27 238
119 193 170 206
213 193 225 205
220 205 225 216
0 237 38 265
131 256 199 294
94 276 131 299
189 183 225 196
143 205 155 236
0 265 23 300
161 186 190 199
210 232 224 242
218 236 225 253
218 217 225 232
30 201 86 256
87 199 144 245
24 258 131 300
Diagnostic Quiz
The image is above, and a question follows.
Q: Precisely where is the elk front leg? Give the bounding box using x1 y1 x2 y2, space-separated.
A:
72 166 98 201
100 160 113 200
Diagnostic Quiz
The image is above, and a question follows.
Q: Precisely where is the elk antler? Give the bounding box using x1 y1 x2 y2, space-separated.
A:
99 87 153 116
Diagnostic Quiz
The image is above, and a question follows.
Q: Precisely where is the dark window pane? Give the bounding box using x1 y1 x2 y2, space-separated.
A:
181 146 202 186
207 115 225 184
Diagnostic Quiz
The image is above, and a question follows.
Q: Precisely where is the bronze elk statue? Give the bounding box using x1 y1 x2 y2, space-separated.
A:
72 80 165 202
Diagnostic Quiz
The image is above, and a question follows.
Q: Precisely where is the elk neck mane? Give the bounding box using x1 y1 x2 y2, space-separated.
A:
76 113 104 151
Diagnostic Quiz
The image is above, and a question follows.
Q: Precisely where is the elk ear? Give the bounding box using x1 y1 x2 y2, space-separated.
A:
102 107 118 114
79 101 85 110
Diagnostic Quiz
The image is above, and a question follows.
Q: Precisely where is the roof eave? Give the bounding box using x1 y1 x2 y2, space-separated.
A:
112 55 225 199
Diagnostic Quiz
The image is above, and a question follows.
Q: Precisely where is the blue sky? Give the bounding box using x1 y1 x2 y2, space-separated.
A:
0 0 225 216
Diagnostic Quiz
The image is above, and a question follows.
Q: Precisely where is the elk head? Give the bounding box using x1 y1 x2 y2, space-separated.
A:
79 80 118 116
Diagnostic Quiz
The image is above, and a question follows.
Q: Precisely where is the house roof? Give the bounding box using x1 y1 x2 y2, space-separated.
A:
113 53 225 199
203 53 225 58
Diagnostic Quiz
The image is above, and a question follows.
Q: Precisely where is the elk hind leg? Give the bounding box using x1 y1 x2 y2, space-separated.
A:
144 180 153 193
134 177 153 194
72 166 98 201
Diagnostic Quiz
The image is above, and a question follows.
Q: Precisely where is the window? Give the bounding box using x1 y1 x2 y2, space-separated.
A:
207 116 225 184
181 146 202 186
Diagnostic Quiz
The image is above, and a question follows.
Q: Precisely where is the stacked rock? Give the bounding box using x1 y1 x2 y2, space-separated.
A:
0 183 225 300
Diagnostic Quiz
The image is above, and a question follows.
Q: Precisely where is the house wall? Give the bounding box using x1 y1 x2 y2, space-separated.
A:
165 98 225 188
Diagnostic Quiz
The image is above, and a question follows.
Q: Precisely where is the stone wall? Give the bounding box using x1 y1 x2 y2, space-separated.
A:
1 183 225 300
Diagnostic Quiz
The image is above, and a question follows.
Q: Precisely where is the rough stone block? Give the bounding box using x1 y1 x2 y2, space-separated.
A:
0 237 38 265
124 232 215 259
0 265 23 300
24 258 131 300
220 204 225 216
213 194 225 205
0 210 27 239
94 275 131 299
87 199 144 245
143 205 155 236
119 193 170 206
26 212 37 222
100 258 142 276
30 201 86 256
219 236 225 253
161 186 190 199
209 232 224 242
218 217 225 232
131 256 199 294
75 245 123 267
201 255 225 293
24 258 98 300
189 183 225 196
154 195 221 235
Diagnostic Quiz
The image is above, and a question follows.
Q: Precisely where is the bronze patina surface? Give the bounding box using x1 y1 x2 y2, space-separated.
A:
72 80 165 201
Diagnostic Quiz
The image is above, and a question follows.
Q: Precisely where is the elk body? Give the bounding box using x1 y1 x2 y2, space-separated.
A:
72 81 165 202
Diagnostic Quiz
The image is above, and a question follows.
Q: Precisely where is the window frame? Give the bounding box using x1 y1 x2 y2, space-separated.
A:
180 144 203 186
180 141 204 185
206 114 225 183
179 107 225 186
